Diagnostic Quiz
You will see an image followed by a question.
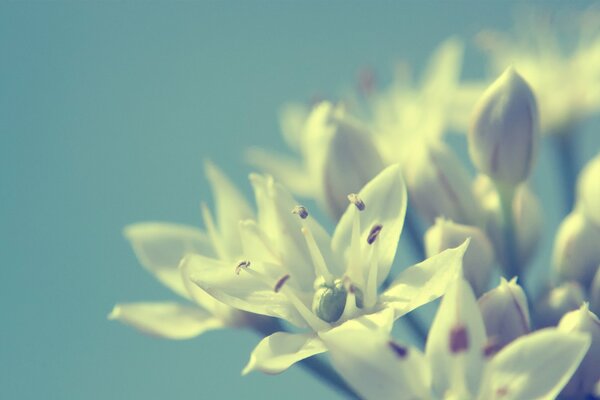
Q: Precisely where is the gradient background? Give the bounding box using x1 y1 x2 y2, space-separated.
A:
2 1 599 399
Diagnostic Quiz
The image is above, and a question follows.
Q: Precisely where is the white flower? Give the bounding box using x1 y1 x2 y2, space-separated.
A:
321 278 591 400
181 164 468 374
109 162 260 339
478 8 600 134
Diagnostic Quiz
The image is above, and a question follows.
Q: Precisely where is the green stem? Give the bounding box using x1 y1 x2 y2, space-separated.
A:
497 184 520 279
252 318 359 399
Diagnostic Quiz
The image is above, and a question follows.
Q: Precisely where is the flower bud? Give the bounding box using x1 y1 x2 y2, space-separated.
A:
591 267 600 316
534 281 585 328
473 174 542 270
424 218 494 296
576 152 600 227
468 67 539 186
404 141 481 226
478 277 530 350
553 212 600 287
312 278 348 323
319 104 385 219
558 304 600 398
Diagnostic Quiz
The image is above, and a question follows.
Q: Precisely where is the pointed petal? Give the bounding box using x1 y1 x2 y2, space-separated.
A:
242 332 326 375
181 253 308 328
479 329 590 400
381 240 468 317
204 161 253 258
320 326 430 400
332 164 407 286
426 278 487 398
124 222 214 298
108 302 224 340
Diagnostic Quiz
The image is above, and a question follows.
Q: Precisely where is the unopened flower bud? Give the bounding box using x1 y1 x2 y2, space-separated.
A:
576 153 600 227
468 67 539 186
478 278 530 350
321 105 385 219
404 141 481 226
424 218 493 296
473 175 542 269
558 304 600 398
553 212 600 287
534 281 585 328
591 267 600 316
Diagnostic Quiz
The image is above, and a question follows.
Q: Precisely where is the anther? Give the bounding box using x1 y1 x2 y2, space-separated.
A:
347 193 365 211
235 260 251 275
292 205 309 219
449 325 469 354
367 224 383 245
388 341 408 358
274 274 291 293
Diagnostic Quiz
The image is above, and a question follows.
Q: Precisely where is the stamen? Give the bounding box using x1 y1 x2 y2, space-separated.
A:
274 274 291 293
301 226 334 284
388 340 408 358
482 337 501 358
364 238 379 309
291 205 308 219
449 325 469 354
235 260 251 275
347 193 365 211
367 224 383 245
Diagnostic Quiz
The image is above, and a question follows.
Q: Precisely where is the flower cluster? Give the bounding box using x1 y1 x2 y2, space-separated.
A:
110 8 600 400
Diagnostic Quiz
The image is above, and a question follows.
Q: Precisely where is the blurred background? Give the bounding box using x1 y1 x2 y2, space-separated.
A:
1 1 599 399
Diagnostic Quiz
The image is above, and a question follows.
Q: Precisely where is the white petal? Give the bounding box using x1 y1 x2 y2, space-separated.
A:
332 164 407 287
425 277 487 398
479 328 591 400
124 222 214 298
181 253 308 328
320 326 430 400
108 302 224 340
204 161 254 258
242 332 326 375
381 240 468 317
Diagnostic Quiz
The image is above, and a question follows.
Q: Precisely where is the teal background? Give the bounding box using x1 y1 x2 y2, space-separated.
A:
1 1 599 399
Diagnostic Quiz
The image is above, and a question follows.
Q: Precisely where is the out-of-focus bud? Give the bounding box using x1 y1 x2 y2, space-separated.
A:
534 281 586 328
319 104 385 219
553 212 600 288
591 267 600 316
576 153 600 227
478 277 530 351
468 67 539 186
403 141 481 226
473 174 542 270
558 304 600 398
424 218 494 296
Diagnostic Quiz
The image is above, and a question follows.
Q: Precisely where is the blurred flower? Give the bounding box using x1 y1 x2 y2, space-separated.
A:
592 268 600 316
558 304 600 398
247 101 384 219
424 218 494 296
576 152 600 226
468 67 539 187
109 162 265 339
478 8 600 135
478 277 530 350
182 165 467 374
404 140 482 226
321 278 590 400
535 281 586 328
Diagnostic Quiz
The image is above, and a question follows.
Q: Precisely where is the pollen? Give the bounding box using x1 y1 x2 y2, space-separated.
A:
347 193 365 211
292 205 309 219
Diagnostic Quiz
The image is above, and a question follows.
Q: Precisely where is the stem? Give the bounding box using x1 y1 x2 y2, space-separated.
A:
496 184 520 279
551 132 578 214
252 318 359 399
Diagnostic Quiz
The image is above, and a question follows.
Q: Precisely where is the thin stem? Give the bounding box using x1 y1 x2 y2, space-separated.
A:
496 184 520 279
551 132 578 214
252 318 359 399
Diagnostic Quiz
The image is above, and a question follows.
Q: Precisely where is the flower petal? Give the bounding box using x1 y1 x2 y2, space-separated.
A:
425 277 487 398
381 240 468 317
181 253 308 328
320 325 430 400
478 328 591 400
124 222 214 298
242 332 326 375
108 302 224 340
332 164 407 287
